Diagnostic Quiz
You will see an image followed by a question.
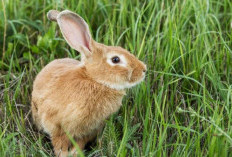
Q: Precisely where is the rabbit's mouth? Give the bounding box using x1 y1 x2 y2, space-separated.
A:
128 67 146 83
96 72 145 91
95 75 144 90
128 73 146 87
123 74 146 89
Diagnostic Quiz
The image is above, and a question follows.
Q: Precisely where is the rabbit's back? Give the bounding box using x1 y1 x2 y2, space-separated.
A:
33 58 81 90
31 58 82 132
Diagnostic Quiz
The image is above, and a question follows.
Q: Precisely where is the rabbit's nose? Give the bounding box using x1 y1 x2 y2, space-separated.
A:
142 65 147 73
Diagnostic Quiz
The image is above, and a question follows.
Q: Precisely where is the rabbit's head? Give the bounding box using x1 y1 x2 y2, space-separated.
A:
48 10 147 90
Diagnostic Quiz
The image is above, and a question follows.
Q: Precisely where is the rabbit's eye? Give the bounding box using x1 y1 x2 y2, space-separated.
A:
112 56 120 63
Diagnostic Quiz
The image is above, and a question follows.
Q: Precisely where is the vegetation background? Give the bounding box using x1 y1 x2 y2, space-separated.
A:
0 0 232 156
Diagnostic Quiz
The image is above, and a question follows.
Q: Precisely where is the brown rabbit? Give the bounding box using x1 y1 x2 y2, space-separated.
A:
31 10 146 156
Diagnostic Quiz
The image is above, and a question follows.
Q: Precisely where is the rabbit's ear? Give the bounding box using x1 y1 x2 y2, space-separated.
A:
57 10 92 58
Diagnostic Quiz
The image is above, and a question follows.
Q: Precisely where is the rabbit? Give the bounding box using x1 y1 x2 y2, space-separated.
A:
31 10 147 157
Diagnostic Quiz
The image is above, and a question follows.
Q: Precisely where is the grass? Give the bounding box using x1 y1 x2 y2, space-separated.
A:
0 0 232 156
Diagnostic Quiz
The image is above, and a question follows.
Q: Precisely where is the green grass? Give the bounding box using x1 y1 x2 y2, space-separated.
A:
0 0 232 156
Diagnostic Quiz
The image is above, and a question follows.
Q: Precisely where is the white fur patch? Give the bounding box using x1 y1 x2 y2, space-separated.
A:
106 53 127 67
97 74 145 90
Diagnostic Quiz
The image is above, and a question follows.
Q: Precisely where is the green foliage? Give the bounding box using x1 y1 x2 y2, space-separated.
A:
0 0 232 156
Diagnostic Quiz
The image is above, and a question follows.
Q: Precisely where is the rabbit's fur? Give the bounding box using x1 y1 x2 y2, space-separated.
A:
31 10 146 156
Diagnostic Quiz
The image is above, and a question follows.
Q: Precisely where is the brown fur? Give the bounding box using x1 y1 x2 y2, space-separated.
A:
32 10 146 157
